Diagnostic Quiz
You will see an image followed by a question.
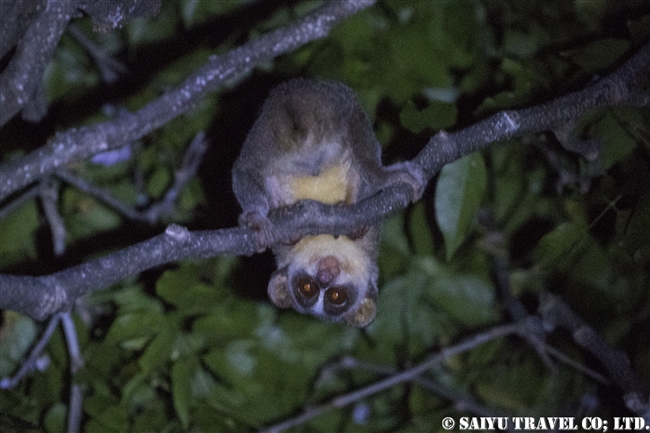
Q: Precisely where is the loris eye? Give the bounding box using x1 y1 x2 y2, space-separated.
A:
297 277 318 298
325 287 348 305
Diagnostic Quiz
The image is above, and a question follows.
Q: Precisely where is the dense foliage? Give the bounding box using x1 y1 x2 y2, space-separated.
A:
1 0 648 432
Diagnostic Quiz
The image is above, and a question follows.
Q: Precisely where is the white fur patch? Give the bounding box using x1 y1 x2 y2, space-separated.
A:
286 235 371 285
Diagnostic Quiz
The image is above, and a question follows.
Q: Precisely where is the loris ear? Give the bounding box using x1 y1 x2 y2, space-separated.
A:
267 267 293 308
344 283 378 328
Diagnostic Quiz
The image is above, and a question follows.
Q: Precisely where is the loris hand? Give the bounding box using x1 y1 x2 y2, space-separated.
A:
239 210 278 253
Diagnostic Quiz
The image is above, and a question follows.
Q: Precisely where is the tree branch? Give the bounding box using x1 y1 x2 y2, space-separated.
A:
413 40 650 180
0 0 377 201
0 0 79 126
259 320 528 433
55 132 208 224
1 39 649 322
539 293 650 421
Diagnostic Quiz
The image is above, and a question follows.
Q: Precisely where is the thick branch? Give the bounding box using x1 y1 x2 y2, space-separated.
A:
414 40 650 180
0 0 78 126
0 188 396 321
1 39 649 321
0 0 376 201
0 224 254 320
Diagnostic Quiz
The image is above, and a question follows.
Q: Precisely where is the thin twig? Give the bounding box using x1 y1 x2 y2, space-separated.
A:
55 169 143 220
542 344 610 385
0 184 40 220
0 313 62 389
61 312 84 433
39 179 67 256
141 131 209 223
68 24 127 83
539 293 650 421
55 132 208 223
330 356 509 419
260 321 526 433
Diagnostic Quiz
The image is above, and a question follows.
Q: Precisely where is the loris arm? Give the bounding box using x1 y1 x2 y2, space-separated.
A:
231 165 277 252
344 93 426 201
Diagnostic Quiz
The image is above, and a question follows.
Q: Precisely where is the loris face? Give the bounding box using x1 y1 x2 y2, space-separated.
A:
268 234 378 327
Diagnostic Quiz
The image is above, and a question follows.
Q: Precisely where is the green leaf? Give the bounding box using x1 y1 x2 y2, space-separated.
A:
92 405 129 431
435 153 487 259
171 356 198 429
0 312 37 376
533 222 586 268
369 257 458 356
127 14 177 46
43 403 66 433
138 325 175 373
105 311 165 347
591 111 638 170
43 37 99 103
146 166 171 199
475 356 548 411
192 300 259 344
0 200 39 269
379 213 412 278
156 266 221 313
62 189 122 241
565 38 630 74
428 273 499 327
409 202 435 256
181 0 248 27
97 285 163 314
399 100 457 134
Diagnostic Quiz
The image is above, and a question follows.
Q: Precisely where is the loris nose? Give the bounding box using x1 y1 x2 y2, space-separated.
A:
316 255 340 287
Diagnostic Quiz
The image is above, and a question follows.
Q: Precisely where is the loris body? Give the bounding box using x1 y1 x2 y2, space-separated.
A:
232 79 422 327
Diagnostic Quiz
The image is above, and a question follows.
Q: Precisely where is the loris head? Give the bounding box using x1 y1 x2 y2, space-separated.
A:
267 234 378 327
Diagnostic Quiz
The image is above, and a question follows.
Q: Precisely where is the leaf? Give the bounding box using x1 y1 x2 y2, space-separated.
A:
379 213 412 278
138 325 175 374
156 267 221 313
591 112 638 170
171 356 198 429
0 312 38 376
475 356 548 411
435 153 487 259
192 300 259 344
92 405 129 431
428 273 499 327
409 202 435 256
533 222 586 268
146 166 171 199
399 100 457 134
0 200 39 269
43 403 66 433
565 38 630 74
105 311 165 347
369 257 455 356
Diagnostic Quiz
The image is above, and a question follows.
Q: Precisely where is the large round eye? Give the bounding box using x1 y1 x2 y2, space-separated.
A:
325 287 348 305
297 277 318 298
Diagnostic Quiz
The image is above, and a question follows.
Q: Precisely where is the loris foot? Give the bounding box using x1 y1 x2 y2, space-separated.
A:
386 160 426 202
239 210 278 253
